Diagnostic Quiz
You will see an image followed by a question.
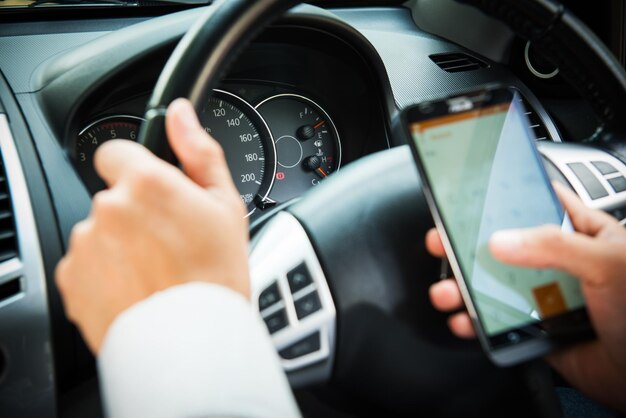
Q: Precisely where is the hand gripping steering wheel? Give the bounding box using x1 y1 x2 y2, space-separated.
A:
139 0 626 416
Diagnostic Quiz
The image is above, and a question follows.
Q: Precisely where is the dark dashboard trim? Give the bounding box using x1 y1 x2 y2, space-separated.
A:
0 71 77 406
0 17 149 36
0 3 597 412
34 4 398 141
22 5 397 248
0 4 196 23
8 4 562 250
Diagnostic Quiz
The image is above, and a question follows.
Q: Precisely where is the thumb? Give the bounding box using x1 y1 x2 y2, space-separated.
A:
165 98 236 191
489 225 610 286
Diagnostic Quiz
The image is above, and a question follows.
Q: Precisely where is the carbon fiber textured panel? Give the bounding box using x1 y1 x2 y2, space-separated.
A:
0 32 107 93
359 28 518 109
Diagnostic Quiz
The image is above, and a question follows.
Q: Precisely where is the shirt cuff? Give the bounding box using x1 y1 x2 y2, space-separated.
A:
98 282 301 418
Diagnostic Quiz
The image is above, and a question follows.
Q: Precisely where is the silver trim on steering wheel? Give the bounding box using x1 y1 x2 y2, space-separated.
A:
539 142 626 215
249 212 336 388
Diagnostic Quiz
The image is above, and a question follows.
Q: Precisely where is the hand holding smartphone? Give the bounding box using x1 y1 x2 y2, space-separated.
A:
405 87 592 366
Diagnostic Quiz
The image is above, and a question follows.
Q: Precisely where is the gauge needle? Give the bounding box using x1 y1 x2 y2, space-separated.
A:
316 167 328 178
313 120 325 130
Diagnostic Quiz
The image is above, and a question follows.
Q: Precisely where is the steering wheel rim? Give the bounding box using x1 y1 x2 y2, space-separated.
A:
139 0 626 415
139 0 300 163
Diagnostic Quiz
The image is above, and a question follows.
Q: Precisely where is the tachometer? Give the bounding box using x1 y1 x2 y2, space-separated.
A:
75 115 144 193
199 90 277 216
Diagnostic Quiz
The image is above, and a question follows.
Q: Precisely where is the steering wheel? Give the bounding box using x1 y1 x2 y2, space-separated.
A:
139 0 626 416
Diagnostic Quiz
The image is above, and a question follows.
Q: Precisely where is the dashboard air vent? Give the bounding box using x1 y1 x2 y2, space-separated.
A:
519 96 551 141
430 53 488 73
0 151 17 263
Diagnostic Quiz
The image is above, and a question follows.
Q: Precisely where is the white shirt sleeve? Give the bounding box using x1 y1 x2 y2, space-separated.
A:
97 282 302 418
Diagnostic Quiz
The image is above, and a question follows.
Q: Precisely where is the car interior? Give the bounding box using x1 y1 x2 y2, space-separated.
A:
1 0 625 417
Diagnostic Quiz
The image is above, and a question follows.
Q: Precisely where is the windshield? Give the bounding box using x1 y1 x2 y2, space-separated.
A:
0 0 213 8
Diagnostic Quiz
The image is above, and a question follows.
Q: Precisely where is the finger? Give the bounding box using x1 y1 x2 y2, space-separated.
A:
553 182 617 235
448 312 476 339
489 224 609 285
165 98 237 191
429 279 464 312
94 140 163 188
425 228 446 258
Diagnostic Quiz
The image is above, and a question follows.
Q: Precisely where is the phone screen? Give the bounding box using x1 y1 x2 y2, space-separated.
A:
408 90 586 350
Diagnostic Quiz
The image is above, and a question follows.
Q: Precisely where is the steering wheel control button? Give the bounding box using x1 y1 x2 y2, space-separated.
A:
608 176 626 193
567 163 609 200
249 213 337 383
295 291 322 320
538 143 626 212
279 332 321 360
258 282 281 311
264 309 288 334
287 263 313 294
591 161 618 175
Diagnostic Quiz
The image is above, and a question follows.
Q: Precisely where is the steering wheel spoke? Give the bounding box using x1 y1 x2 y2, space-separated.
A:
539 142 626 220
249 212 336 388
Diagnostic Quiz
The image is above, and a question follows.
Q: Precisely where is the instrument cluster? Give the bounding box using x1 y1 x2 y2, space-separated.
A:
73 87 343 219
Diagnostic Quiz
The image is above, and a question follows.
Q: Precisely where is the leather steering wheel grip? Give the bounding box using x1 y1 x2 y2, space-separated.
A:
139 0 300 161
458 0 626 138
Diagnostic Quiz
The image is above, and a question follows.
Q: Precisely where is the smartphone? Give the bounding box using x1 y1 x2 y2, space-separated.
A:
405 87 592 366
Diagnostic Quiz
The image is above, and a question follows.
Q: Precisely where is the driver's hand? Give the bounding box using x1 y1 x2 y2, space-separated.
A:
56 99 250 354
426 183 626 413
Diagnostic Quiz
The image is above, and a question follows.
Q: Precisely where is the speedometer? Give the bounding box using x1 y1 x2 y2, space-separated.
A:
199 90 276 217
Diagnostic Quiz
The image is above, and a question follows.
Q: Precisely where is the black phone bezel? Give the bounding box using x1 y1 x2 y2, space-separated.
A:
402 85 593 365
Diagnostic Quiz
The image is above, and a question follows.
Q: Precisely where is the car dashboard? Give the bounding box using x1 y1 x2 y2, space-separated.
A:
0 2 623 417
1 6 564 239
67 28 390 220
